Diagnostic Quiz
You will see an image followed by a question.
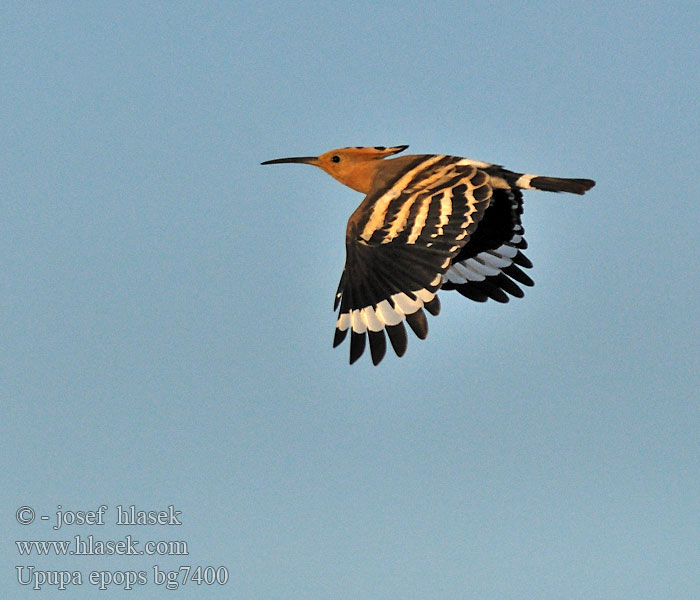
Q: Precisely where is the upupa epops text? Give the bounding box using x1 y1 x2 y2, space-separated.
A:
262 145 595 365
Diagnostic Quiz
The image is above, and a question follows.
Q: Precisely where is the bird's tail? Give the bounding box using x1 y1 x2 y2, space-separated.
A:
514 173 595 195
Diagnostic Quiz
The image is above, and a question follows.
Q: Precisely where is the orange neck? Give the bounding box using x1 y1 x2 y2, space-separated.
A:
320 160 381 194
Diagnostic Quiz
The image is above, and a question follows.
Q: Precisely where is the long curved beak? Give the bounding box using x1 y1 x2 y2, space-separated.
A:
260 156 318 166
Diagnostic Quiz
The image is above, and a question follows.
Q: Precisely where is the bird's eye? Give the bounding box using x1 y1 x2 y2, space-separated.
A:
331 155 341 163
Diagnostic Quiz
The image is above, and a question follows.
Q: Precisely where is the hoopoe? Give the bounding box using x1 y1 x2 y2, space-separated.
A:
262 145 594 365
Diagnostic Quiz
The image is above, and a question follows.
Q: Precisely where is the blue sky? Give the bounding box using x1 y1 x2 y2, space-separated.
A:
2 2 699 598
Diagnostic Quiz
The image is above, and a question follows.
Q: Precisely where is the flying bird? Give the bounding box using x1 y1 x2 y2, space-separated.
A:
262 145 594 365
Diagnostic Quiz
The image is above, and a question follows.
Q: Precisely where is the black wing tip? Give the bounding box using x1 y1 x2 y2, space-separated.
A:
368 330 387 366
446 266 533 302
512 251 533 269
502 264 535 287
386 322 408 357
337 315 433 365
405 309 428 340
333 327 348 348
424 296 441 316
349 331 366 364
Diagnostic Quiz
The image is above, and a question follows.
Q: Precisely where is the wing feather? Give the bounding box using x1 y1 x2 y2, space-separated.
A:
334 156 492 363
442 188 535 302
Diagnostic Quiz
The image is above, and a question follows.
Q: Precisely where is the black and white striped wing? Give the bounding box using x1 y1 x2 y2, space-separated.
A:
334 156 492 365
442 188 534 302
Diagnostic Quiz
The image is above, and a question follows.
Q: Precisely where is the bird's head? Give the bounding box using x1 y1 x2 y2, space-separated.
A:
261 145 409 193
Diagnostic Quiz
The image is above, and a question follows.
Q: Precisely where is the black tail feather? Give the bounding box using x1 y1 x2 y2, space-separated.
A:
529 177 595 195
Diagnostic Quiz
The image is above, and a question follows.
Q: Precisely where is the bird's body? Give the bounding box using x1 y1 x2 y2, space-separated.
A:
262 145 595 365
